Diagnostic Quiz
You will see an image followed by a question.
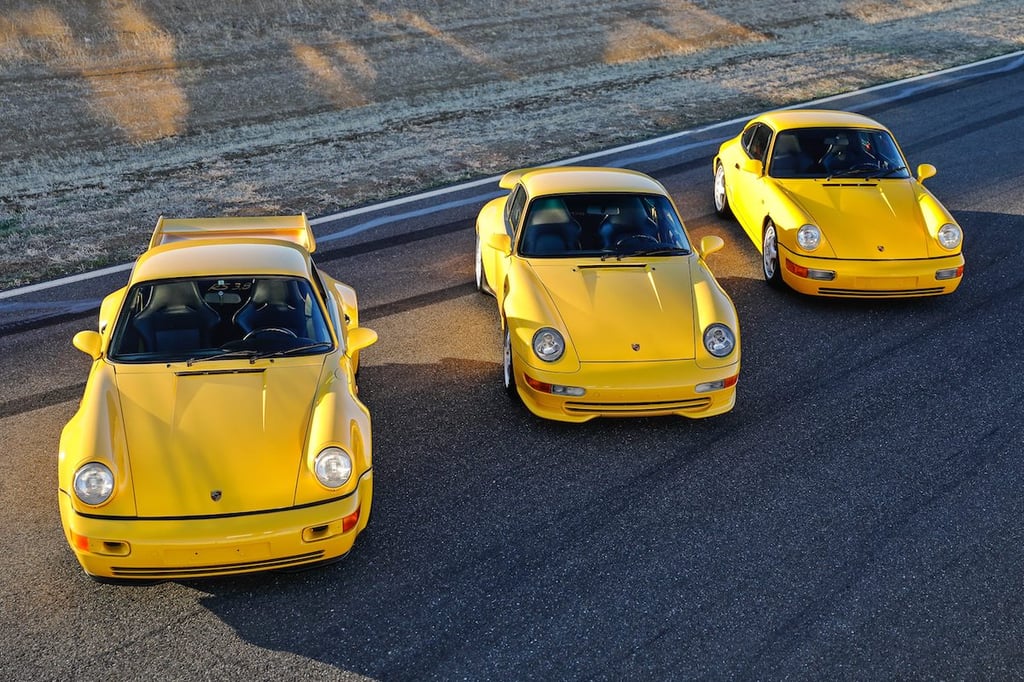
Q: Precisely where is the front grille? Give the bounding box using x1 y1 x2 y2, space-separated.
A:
111 550 325 578
564 397 712 415
817 286 946 298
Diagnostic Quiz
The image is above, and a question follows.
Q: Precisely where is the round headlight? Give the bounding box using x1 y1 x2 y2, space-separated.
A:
937 223 962 249
314 447 353 489
532 327 565 362
703 324 736 358
796 224 821 251
73 462 114 506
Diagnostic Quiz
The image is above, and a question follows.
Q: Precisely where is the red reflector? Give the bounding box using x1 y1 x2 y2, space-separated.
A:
956 265 964 277
523 374 552 394
342 507 360 533
785 259 809 278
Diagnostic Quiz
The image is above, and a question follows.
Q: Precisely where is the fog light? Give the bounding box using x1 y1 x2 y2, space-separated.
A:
936 266 963 280
807 268 836 281
524 374 585 396
695 375 738 393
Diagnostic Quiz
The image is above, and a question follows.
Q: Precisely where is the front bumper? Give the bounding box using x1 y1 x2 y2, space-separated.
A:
59 470 372 580
780 246 964 297
514 356 738 423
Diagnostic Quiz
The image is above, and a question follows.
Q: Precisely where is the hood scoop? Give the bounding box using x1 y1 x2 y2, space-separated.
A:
576 263 649 269
175 368 266 377
821 182 878 187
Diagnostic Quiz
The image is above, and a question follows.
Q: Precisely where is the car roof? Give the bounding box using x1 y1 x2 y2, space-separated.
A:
504 166 670 198
754 109 888 131
129 238 315 284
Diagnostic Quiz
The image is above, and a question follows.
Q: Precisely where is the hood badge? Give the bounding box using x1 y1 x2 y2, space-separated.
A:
210 490 222 502
631 343 641 352
877 245 885 252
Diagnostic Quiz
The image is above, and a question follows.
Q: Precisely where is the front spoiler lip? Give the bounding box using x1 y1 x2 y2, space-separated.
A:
779 244 963 297
514 357 739 422
59 471 373 580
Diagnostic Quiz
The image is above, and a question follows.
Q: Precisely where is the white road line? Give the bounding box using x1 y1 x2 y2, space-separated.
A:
3 49 1021 303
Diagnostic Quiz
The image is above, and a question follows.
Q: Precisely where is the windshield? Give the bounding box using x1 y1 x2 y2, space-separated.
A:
107 276 334 363
517 192 692 258
768 127 910 179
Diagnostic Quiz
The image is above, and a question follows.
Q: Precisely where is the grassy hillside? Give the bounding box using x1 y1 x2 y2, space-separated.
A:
1 0 1021 288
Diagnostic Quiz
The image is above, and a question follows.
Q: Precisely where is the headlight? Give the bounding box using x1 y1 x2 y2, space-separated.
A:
314 447 352 489
703 324 736 358
937 223 962 249
73 463 114 506
796 224 821 251
532 327 565 362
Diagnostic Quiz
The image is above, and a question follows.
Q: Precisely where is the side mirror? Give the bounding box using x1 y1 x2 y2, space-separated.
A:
699 235 725 258
346 326 378 354
917 163 936 183
72 330 103 360
485 232 512 255
740 157 763 176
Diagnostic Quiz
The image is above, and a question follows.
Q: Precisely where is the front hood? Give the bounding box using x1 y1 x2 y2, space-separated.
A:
779 179 930 259
114 359 326 516
529 260 696 361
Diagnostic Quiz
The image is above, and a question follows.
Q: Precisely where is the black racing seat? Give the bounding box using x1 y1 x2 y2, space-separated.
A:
132 281 220 353
600 197 657 248
769 133 812 177
233 278 308 337
520 198 581 256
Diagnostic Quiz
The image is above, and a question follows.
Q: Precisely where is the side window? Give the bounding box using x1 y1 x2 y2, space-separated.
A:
505 185 527 237
740 125 758 155
742 123 772 164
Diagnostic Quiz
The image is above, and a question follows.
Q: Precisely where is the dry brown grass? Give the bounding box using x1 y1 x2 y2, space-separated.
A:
1 0 1022 289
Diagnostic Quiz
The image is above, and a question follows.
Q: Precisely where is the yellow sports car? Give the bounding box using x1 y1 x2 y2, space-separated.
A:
59 215 378 581
475 166 740 422
713 109 964 297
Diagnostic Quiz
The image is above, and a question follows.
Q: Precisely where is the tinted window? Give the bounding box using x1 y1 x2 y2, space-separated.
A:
517 193 691 258
742 123 772 163
768 127 911 179
108 276 333 362
506 185 527 237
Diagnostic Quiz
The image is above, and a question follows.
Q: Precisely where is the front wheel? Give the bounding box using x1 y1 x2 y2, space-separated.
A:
502 327 518 398
713 162 732 218
475 234 489 294
762 220 783 288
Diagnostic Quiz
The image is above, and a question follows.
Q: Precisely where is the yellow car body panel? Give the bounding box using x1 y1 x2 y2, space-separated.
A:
58 214 377 581
714 109 964 297
476 166 740 422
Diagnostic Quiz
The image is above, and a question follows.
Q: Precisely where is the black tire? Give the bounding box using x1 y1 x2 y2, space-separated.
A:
762 220 784 288
713 162 733 218
502 326 518 398
475 234 489 294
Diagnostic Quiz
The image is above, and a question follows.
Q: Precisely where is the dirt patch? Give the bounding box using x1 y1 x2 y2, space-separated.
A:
1 0 1021 289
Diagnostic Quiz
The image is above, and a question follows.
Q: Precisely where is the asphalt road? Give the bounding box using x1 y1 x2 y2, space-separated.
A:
2 54 1023 681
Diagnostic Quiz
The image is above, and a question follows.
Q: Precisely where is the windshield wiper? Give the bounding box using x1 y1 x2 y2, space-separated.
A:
870 165 908 179
825 167 878 180
250 341 332 361
186 348 260 366
622 247 691 258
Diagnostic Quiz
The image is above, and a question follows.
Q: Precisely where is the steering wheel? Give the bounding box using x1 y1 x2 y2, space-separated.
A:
614 233 660 249
243 327 298 341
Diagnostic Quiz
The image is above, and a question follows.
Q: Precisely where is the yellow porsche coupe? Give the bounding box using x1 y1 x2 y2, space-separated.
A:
59 215 378 581
713 109 964 297
475 166 740 422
